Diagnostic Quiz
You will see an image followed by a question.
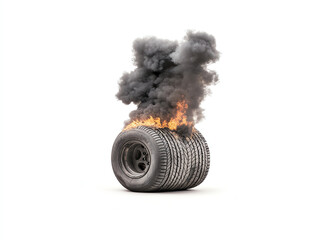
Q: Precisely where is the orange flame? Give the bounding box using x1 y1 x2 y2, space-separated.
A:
124 100 193 131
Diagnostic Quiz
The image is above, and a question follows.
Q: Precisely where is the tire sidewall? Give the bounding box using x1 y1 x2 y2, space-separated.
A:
111 129 162 191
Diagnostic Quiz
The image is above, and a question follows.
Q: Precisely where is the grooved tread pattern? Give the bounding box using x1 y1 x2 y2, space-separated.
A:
135 126 210 191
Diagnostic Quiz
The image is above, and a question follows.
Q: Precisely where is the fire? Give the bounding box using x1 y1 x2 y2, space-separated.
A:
124 100 193 131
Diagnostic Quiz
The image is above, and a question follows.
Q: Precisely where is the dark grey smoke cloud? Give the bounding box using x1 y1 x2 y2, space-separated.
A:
116 31 220 135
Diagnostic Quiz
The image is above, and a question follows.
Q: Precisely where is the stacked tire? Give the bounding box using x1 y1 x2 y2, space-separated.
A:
111 126 210 192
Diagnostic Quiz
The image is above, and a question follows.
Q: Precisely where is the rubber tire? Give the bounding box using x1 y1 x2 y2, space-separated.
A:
111 126 210 192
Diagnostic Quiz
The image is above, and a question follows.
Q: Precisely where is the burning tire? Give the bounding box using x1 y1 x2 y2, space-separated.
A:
111 126 210 192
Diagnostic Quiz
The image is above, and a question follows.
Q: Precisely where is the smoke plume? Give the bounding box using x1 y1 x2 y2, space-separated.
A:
116 31 220 135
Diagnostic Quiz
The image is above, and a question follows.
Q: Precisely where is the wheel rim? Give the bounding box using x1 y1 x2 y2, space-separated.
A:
121 141 151 178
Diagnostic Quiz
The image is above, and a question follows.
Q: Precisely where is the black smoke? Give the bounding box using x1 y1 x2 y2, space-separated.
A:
116 31 220 135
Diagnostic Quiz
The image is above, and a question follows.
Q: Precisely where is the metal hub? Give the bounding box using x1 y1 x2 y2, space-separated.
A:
121 141 150 178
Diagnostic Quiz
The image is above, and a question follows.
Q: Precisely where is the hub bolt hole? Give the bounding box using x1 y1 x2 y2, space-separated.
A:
138 163 146 171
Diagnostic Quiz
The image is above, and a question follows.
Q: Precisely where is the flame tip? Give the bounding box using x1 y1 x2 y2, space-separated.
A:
123 100 193 132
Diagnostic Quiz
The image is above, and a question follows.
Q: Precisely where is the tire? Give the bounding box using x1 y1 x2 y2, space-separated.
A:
111 126 210 192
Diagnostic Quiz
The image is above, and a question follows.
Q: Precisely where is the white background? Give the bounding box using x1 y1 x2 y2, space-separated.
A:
1 0 319 239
